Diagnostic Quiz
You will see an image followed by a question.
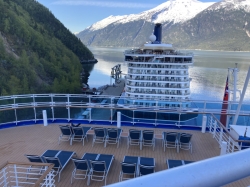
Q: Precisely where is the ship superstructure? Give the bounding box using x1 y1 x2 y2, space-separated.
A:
124 23 193 108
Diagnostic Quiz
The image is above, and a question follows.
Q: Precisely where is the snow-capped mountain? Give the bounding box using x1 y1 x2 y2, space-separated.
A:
208 0 250 12
77 0 250 51
88 0 214 31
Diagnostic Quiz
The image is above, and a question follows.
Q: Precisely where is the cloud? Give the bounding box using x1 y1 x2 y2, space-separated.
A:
52 0 157 8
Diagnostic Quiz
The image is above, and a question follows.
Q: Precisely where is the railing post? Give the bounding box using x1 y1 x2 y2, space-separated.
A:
219 126 223 147
117 112 121 128
201 115 207 133
220 141 228 155
213 121 217 138
89 108 92 122
43 110 48 126
110 109 113 124
67 95 70 121
209 116 213 133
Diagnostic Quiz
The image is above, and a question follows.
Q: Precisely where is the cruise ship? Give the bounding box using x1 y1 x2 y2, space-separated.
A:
122 23 197 123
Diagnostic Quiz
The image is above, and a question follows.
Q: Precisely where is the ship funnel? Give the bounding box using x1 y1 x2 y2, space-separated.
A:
153 23 162 44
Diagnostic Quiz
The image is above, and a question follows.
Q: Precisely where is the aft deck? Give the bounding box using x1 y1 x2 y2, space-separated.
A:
0 124 249 187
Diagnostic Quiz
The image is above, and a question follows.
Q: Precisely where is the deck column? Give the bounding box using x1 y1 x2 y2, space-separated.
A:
42 110 48 126
201 115 207 133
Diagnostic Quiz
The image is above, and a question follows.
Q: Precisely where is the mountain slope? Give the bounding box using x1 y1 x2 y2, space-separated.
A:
0 0 94 95
77 0 250 51
162 0 250 50
77 0 214 46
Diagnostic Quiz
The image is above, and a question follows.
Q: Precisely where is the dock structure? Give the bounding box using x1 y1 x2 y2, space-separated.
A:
101 79 125 96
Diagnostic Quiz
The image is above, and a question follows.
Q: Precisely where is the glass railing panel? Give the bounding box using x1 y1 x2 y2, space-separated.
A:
91 108 111 121
53 95 68 102
0 110 15 124
54 107 68 119
15 96 33 105
70 107 84 120
16 108 35 121
35 107 53 120
33 95 52 103
0 97 14 105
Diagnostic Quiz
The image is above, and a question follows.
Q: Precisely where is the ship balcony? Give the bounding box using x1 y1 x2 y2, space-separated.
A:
126 77 190 83
128 72 189 76
124 49 193 57
125 89 190 96
126 60 193 65
127 72 189 77
125 91 191 98
128 65 189 70
126 84 190 89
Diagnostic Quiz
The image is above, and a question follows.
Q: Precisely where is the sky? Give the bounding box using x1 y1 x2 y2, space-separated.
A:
36 0 220 34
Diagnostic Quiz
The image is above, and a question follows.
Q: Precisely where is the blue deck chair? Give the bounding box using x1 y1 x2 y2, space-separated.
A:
43 150 75 182
179 133 193 153
71 159 90 184
71 126 91 146
127 129 142 150
139 165 155 176
119 162 137 181
72 152 99 185
88 154 114 186
183 160 194 165
25 155 45 175
92 127 107 147
58 125 73 145
162 132 179 152
105 128 122 148
142 130 155 151
139 157 155 176
166 159 184 169
25 155 44 163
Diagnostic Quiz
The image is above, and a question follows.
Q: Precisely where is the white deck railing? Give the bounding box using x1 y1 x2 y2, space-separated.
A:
0 162 55 187
208 114 250 153
0 94 250 126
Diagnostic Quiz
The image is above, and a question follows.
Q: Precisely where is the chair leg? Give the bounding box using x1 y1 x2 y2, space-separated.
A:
83 137 85 146
86 135 88 142
70 137 72 146
58 171 61 182
71 170 75 184
104 140 107 148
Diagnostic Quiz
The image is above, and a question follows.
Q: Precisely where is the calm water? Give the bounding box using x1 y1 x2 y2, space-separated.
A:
84 47 250 102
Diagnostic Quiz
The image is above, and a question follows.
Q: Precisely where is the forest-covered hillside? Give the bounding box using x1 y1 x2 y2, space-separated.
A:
0 0 94 95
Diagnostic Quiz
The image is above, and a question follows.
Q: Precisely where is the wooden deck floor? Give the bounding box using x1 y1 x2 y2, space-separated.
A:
0 124 249 187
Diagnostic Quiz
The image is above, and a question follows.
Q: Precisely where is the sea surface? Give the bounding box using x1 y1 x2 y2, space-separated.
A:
83 47 250 102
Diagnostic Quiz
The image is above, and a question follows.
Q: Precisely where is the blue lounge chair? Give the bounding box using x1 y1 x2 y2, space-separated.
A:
71 126 91 146
142 130 155 151
120 155 139 180
25 155 45 175
162 132 179 152
88 154 114 185
119 162 137 181
183 160 194 165
127 129 142 150
92 127 107 147
166 159 184 169
139 157 155 176
58 125 73 145
105 128 122 148
179 133 193 153
42 150 75 182
71 159 90 184
25 155 44 163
